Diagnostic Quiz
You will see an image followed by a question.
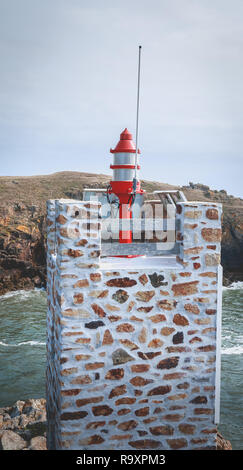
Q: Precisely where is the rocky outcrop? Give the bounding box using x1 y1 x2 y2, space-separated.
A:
0 203 46 295
183 183 243 284
0 172 242 294
0 398 231 450
0 399 47 450
216 431 232 450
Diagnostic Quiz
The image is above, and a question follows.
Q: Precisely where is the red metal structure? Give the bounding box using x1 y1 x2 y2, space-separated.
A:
108 128 144 244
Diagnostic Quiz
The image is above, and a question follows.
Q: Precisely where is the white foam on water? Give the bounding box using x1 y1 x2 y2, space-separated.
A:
0 288 46 301
0 290 30 300
221 345 243 355
0 340 45 347
223 281 243 291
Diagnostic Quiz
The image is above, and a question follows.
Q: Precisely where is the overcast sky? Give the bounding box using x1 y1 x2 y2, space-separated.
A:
0 0 242 197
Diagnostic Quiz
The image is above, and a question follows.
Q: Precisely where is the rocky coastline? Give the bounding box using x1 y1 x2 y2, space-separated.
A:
0 399 47 450
0 398 232 450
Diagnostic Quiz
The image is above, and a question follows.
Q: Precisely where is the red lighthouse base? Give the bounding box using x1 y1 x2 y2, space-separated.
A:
108 128 144 257
108 181 144 246
119 194 132 244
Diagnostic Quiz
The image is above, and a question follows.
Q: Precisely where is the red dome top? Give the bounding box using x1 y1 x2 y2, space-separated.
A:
110 128 141 154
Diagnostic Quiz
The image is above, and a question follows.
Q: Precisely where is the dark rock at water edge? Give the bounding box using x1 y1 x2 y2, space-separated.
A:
216 431 232 450
0 398 47 450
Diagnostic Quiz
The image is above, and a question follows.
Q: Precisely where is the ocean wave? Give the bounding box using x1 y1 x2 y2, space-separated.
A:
0 340 45 347
0 288 46 301
223 281 243 291
221 345 243 355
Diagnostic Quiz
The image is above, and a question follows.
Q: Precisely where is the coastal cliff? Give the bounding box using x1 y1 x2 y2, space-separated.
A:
0 172 242 295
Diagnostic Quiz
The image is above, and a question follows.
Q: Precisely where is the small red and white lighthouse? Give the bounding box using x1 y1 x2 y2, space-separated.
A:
108 128 144 244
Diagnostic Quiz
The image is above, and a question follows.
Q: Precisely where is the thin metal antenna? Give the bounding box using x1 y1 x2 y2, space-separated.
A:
133 45 142 193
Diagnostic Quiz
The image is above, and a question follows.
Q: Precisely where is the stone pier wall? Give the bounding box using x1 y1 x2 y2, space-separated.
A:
46 198 222 450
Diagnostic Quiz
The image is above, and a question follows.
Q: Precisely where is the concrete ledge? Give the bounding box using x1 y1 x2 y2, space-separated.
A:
100 255 180 270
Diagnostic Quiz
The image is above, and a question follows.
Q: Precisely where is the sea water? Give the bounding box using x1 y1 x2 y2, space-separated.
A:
0 285 242 449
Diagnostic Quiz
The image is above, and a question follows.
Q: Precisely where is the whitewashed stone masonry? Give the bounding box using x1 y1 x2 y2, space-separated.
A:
46 199 222 450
